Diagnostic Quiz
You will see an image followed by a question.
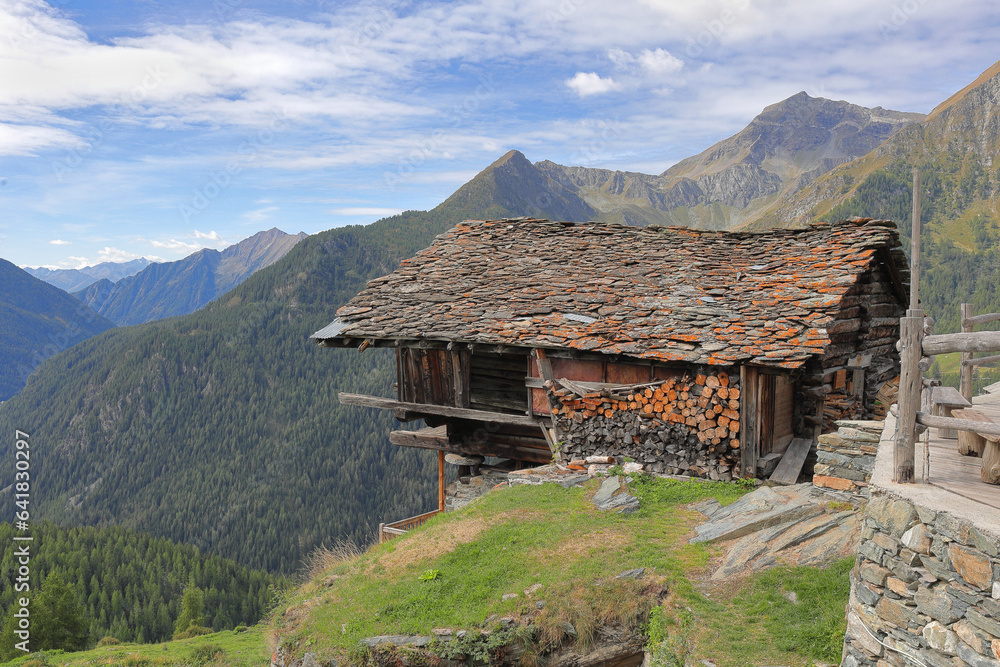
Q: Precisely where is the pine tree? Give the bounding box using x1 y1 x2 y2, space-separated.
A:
32 573 90 653
173 583 206 639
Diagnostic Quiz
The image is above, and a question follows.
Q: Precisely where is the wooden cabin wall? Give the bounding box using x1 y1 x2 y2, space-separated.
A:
469 350 530 415
814 261 904 429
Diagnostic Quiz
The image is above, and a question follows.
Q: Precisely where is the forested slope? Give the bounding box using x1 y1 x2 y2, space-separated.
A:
0 521 283 645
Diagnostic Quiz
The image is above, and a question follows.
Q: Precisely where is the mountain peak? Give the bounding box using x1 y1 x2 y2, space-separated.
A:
436 150 595 222
492 149 529 166
926 59 1000 121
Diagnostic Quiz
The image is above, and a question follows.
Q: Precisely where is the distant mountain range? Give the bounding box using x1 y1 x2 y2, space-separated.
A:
441 93 923 230
75 228 307 326
0 259 116 402
25 258 151 293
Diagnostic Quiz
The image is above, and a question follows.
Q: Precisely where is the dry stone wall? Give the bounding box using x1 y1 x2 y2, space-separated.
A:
843 417 1000 667
813 420 880 495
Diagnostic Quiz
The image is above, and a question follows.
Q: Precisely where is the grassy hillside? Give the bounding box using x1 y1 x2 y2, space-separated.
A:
269 477 850 667
2 476 855 667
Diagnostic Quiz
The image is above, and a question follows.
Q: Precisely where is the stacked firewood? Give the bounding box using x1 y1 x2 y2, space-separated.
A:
823 392 863 431
546 373 742 480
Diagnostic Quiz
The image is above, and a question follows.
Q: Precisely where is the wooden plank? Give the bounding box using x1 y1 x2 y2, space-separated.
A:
769 438 812 485
389 428 550 463
340 392 540 427
951 409 1000 443
931 386 972 408
452 349 470 408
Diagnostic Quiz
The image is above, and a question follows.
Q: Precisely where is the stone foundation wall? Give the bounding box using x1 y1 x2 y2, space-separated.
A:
842 415 1000 667
813 420 881 495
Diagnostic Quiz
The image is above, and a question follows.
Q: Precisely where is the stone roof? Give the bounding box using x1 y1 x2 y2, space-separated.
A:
312 218 909 369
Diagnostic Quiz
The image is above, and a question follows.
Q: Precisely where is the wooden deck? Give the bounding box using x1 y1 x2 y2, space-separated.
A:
927 396 1000 509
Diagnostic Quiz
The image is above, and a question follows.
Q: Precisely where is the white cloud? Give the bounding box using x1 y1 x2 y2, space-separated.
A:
0 122 83 156
242 206 278 223
565 72 620 97
97 247 151 263
147 238 201 252
193 230 224 241
608 48 683 78
327 207 405 217
48 239 71 245
638 49 684 76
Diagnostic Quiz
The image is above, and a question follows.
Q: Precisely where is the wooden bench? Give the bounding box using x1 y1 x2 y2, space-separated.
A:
952 409 1000 485
930 387 971 439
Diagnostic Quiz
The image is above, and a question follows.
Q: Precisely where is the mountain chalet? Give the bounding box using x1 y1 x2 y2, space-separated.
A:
312 217 909 491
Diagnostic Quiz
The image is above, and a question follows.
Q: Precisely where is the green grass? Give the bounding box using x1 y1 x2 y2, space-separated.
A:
272 476 752 664
667 557 855 667
5 476 857 667
0 627 269 667
929 351 1000 391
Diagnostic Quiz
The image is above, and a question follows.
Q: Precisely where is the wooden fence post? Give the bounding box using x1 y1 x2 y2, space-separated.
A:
438 450 446 512
961 303 974 401
896 312 924 483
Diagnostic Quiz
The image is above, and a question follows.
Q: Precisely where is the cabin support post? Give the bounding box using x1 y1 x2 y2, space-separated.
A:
438 450 446 512
896 311 924 483
961 303 974 401
532 349 562 458
739 365 759 478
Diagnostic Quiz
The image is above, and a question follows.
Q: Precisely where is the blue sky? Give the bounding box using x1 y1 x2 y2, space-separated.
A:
2 0 999 269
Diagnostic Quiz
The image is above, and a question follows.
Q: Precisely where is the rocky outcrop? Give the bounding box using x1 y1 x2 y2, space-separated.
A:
688 484 862 579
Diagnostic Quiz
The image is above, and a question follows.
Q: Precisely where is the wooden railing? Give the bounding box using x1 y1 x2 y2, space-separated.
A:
896 304 1000 482
960 303 1000 401
378 509 441 544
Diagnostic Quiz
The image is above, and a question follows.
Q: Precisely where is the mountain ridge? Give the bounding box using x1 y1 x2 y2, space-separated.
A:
0 259 116 402
75 228 308 326
25 258 152 293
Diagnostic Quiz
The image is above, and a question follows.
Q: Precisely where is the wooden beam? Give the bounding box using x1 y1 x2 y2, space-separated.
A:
910 168 921 311
896 312 924 483
740 365 758 478
532 348 561 456
877 246 909 306
923 331 1000 355
388 429 550 463
964 312 1000 328
964 354 1000 368
388 426 449 448
340 392 540 427
916 412 1000 439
